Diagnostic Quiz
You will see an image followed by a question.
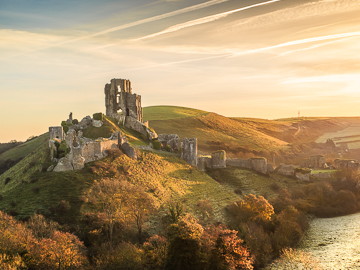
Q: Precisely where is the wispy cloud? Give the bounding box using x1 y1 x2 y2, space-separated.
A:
0 0 232 59
234 31 360 56
278 36 358 56
133 0 281 40
87 0 231 38
227 0 360 31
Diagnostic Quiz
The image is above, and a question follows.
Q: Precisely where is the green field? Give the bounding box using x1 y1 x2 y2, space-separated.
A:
143 105 208 121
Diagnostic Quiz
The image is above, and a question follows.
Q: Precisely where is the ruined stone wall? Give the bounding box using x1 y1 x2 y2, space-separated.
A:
301 155 326 168
197 156 212 171
226 158 268 174
49 126 64 141
181 138 197 166
211 151 226 169
250 158 267 174
226 158 252 169
275 164 295 176
104 78 142 122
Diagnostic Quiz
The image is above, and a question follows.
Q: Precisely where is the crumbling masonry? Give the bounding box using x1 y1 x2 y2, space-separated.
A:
105 79 142 122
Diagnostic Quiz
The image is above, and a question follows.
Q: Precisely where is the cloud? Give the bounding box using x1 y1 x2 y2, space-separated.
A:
278 36 358 56
226 0 360 31
233 31 360 56
133 0 281 40
88 0 232 38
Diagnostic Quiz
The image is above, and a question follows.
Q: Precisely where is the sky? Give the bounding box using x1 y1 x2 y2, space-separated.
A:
1 0 360 142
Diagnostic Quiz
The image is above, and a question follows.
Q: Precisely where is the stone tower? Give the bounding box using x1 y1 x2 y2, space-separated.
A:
104 78 143 122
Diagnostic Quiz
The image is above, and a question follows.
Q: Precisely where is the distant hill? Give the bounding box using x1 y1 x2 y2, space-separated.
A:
144 106 353 157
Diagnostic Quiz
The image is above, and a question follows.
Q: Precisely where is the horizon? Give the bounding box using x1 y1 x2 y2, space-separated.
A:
1 0 360 142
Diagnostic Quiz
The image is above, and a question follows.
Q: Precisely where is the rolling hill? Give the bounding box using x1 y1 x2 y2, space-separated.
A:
144 106 353 157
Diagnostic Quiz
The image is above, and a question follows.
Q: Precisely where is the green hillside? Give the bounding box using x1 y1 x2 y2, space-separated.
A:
144 106 351 157
0 134 48 164
143 105 208 121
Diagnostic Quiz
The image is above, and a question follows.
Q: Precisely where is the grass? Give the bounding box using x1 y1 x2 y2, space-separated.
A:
0 134 48 164
143 105 208 121
207 166 312 200
0 142 23 155
311 169 337 174
147 111 289 154
0 137 239 223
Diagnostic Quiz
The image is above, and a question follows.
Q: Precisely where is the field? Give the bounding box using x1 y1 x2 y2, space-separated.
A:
316 123 360 149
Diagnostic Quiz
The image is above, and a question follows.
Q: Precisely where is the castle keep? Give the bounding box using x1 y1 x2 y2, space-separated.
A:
105 79 142 122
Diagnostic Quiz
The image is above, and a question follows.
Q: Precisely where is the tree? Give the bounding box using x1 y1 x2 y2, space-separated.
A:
165 214 204 270
126 186 156 243
27 214 59 239
85 178 129 244
228 195 274 224
209 229 254 270
29 231 88 270
93 241 144 270
143 235 168 270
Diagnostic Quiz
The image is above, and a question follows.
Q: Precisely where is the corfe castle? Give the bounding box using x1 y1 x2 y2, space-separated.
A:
48 78 358 178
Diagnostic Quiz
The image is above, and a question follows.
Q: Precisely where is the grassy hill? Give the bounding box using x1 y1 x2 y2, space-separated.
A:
143 105 208 121
144 106 353 157
0 113 240 223
0 134 48 164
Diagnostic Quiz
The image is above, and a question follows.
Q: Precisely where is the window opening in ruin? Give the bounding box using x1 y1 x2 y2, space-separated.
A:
126 108 130 116
117 94 120 104
56 136 59 139
117 109 123 115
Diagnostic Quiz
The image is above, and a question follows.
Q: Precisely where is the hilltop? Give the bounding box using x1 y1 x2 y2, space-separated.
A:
1 105 360 269
144 106 358 160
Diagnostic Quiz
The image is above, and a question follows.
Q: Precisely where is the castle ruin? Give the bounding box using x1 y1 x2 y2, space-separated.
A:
105 79 142 122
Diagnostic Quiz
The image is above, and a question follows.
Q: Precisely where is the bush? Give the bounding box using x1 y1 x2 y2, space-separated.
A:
61 121 72 133
32 187 40 194
4 177 11 185
72 119 79 125
270 182 280 191
234 189 242 195
93 112 104 121
0 195 2 201
165 145 171 152
152 139 161 150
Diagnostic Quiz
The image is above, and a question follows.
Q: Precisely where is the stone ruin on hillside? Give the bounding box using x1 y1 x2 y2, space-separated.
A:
104 78 157 140
105 78 142 122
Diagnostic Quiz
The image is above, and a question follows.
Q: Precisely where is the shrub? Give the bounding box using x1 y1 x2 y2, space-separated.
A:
0 195 2 201
165 145 171 152
72 119 79 125
61 121 72 133
29 159 37 167
10 201 16 207
32 187 40 194
270 182 280 191
4 177 11 185
152 139 161 150
234 189 243 195
93 112 104 121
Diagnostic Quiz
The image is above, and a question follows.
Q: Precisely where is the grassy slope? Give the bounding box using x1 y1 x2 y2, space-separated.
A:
145 106 355 155
0 113 239 222
0 134 48 164
146 109 290 154
0 142 239 221
143 105 208 121
0 142 23 155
